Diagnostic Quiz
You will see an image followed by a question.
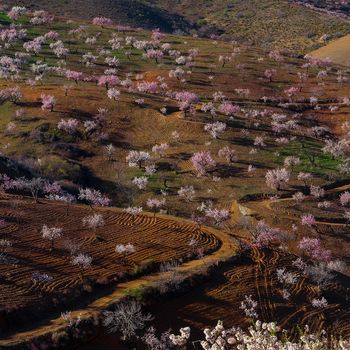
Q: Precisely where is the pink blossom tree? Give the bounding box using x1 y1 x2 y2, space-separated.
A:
124 206 143 223
145 49 164 63
8 6 27 21
82 213 105 238
151 28 165 42
30 10 53 25
98 75 120 90
41 225 63 250
205 208 230 226
340 191 350 207
298 238 331 261
92 17 113 27
152 143 169 157
301 214 316 227
264 69 277 82
250 221 281 248
190 151 216 177
204 122 227 139
41 94 56 112
14 177 46 202
132 176 148 190
126 150 150 168
175 91 199 117
107 88 120 101
43 181 62 196
265 168 290 191
146 198 166 217
23 40 41 55
78 188 111 208
178 186 195 202
218 147 237 163
137 81 158 94
57 118 79 134
71 253 92 280
218 102 240 117
65 70 83 84
115 243 136 263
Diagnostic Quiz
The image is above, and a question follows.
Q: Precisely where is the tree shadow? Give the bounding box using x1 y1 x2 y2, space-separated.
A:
214 164 244 178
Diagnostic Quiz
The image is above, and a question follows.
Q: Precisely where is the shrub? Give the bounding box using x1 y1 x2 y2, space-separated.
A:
133 259 156 275
39 155 80 181
196 18 207 26
124 287 147 301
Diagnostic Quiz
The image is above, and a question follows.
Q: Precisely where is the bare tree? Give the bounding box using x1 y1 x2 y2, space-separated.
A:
103 300 153 340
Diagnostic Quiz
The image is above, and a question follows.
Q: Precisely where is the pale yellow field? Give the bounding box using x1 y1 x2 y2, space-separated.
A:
311 34 350 67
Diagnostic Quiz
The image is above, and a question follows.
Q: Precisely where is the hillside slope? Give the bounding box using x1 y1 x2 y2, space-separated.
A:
146 0 350 52
2 0 350 52
1 0 193 32
295 0 350 16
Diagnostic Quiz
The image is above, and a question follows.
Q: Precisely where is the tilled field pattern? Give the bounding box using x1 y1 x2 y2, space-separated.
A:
0 195 221 329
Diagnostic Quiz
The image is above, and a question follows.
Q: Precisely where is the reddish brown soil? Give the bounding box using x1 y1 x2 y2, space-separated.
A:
151 249 350 337
0 194 221 331
76 248 350 350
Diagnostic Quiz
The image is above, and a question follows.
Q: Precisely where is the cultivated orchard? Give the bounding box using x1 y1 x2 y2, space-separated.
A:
0 4 350 348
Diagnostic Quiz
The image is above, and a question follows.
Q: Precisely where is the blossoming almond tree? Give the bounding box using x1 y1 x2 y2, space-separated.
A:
124 206 143 223
115 243 136 264
168 320 350 350
146 198 166 217
126 150 150 168
82 213 104 239
71 253 92 281
41 94 56 111
78 188 111 208
191 151 216 177
205 208 230 226
41 225 63 250
92 17 113 28
265 168 290 191
178 186 195 202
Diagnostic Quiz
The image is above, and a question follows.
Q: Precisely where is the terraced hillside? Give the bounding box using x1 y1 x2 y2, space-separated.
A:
1 6 350 349
1 7 350 270
0 194 222 333
151 248 350 338
79 248 350 350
